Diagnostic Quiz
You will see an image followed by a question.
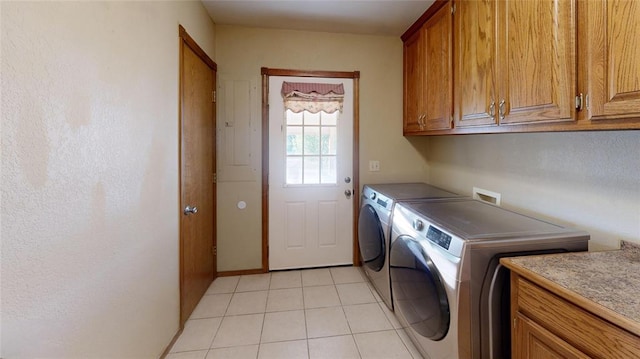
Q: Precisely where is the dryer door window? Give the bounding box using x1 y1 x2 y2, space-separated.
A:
358 204 385 271
390 235 450 340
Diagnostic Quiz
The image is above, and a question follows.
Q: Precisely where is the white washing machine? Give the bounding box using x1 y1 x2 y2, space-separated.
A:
357 183 463 310
390 199 589 359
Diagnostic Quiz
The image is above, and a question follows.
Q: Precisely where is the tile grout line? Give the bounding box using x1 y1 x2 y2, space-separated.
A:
300 273 311 359
256 274 269 356
182 268 394 358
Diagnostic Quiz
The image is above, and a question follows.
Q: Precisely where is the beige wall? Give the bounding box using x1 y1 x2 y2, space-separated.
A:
1 2 215 357
410 131 640 250
215 25 429 271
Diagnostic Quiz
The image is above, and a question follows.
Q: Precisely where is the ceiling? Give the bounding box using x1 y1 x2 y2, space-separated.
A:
201 0 435 37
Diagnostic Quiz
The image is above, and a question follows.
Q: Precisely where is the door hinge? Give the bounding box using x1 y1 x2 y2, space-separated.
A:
213 246 217 255
212 90 216 103
575 93 584 111
213 172 217 184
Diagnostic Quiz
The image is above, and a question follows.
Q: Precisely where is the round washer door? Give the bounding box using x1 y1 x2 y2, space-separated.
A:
390 235 450 340
358 204 385 271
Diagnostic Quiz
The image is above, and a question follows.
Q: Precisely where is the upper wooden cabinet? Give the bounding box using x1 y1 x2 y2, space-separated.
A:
403 28 425 133
453 0 497 128
403 1 452 134
579 0 640 123
497 0 576 125
405 0 640 135
454 0 576 128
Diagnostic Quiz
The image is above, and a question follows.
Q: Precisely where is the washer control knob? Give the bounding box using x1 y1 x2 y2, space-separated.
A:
413 219 424 231
370 192 377 200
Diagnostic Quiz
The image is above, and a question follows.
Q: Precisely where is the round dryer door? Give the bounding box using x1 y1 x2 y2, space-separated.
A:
390 235 450 341
358 204 385 271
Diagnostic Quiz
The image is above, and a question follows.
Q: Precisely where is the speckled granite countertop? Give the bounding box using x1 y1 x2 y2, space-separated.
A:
501 241 640 335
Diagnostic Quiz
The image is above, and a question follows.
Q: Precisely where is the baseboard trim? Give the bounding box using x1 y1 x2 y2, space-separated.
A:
160 326 183 359
217 263 362 277
218 268 266 277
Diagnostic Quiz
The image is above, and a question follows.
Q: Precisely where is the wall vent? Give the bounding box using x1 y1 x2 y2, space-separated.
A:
473 187 501 206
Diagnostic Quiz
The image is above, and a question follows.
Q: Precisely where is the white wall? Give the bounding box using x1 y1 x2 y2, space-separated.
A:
1 2 216 357
410 131 640 250
214 25 429 271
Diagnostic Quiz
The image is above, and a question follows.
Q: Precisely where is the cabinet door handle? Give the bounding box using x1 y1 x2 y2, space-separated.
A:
499 99 506 121
488 100 496 118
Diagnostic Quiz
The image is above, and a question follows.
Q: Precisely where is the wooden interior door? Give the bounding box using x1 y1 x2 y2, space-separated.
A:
497 0 576 125
179 26 217 326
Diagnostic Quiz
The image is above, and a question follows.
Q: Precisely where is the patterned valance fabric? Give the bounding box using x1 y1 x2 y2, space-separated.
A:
281 82 345 114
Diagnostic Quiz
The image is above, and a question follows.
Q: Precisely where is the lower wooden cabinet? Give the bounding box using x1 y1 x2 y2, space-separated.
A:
514 312 589 359
510 274 640 359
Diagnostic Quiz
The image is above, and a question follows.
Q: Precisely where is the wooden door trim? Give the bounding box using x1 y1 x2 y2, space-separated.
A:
179 25 217 71
178 25 217 327
260 68 361 272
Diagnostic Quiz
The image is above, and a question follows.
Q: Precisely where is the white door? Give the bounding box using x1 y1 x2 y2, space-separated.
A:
269 76 354 270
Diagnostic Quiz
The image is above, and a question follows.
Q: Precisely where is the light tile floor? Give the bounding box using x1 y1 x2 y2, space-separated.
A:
168 266 422 359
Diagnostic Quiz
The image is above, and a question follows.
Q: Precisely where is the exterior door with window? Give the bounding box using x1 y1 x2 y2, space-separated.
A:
268 76 353 270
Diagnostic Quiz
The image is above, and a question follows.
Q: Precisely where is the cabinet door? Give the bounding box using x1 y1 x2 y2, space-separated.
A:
580 0 640 121
403 29 425 134
423 2 453 130
514 313 590 359
497 0 576 124
453 0 498 127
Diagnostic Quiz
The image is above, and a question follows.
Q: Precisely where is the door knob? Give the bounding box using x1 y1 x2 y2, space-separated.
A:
184 205 198 215
344 190 352 199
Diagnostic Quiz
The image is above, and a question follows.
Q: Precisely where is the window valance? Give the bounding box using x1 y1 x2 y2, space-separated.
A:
281 81 345 114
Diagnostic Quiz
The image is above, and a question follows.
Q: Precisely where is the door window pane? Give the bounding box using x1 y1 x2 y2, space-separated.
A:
304 111 320 125
285 109 339 185
321 157 337 184
322 111 338 126
287 110 303 125
286 126 303 155
304 127 320 155
304 156 320 184
321 127 337 155
286 157 303 184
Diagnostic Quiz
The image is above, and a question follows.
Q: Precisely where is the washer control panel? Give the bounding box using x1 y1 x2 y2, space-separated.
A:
426 225 452 250
362 186 392 211
393 203 464 258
